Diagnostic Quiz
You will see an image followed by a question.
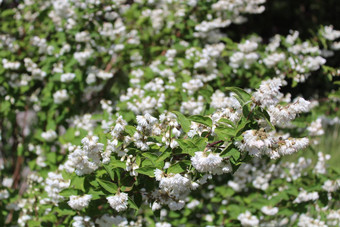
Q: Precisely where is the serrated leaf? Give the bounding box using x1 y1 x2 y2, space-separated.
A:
214 126 235 140
71 176 85 192
111 159 126 169
199 86 213 102
218 118 236 129
97 179 118 194
188 115 212 127
167 161 190 174
88 188 105 200
128 197 138 211
125 125 136 137
177 139 199 156
172 111 191 133
156 149 171 163
59 188 80 197
136 166 155 177
236 118 251 137
242 104 251 118
225 87 251 104
223 147 240 163
142 152 158 163
255 107 275 131
104 165 115 181
191 136 208 150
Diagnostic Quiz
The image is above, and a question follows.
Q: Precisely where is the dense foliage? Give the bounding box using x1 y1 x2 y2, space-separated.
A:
0 0 339 226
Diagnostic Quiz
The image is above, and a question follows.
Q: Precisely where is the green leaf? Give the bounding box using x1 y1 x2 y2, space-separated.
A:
104 165 115 181
221 144 240 164
199 86 213 102
59 188 80 197
27 220 41 226
142 152 158 163
188 115 212 127
156 149 171 163
191 136 208 150
96 179 118 194
172 111 191 133
177 139 199 156
128 197 138 211
215 186 235 197
111 159 126 169
55 206 76 216
255 107 275 131
220 143 234 156
46 152 57 164
88 188 105 200
214 126 235 140
229 148 241 163
136 166 155 177
167 161 190 174
242 104 251 118
225 87 251 104
235 118 251 137
218 118 236 129
70 176 85 192
125 125 136 137
40 214 57 223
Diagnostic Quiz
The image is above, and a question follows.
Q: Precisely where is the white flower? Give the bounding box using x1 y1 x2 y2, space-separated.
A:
293 189 319 203
68 194 92 210
154 169 164 181
261 206 279 216
2 177 13 188
53 89 69 104
97 70 114 80
41 130 57 142
252 77 285 107
60 73 76 82
44 172 70 204
152 201 162 211
136 115 148 127
72 216 94 227
263 52 285 67
168 200 185 210
307 118 324 136
322 179 340 192
322 25 340 41
107 192 128 212
0 189 9 200
298 214 327 227
156 222 172 227
238 210 259 226
66 136 104 176
191 151 231 175
2 59 21 69
187 199 200 209
238 40 258 52
95 214 127 227
314 152 331 174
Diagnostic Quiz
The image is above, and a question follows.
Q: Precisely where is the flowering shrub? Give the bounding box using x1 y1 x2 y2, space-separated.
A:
0 0 339 226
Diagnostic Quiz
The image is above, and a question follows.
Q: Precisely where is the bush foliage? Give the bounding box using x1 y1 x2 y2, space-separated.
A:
0 0 339 226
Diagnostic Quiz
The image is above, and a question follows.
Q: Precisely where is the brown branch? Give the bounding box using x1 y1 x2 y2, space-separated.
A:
206 140 224 147
104 56 116 72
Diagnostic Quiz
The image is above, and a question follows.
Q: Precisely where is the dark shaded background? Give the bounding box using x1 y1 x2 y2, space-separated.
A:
227 0 340 99
229 0 340 41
